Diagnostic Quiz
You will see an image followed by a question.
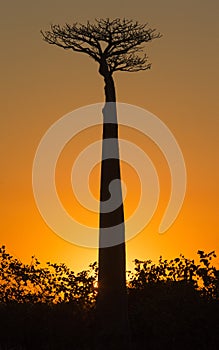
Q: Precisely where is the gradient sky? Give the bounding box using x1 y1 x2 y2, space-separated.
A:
1 0 219 272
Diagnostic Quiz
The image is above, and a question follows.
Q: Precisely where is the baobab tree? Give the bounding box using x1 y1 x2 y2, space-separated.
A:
41 18 161 348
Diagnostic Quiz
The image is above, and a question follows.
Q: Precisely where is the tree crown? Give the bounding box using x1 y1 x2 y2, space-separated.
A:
41 18 161 74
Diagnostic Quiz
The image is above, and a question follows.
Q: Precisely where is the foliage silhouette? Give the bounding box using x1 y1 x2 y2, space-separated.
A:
0 245 97 306
129 250 219 299
0 246 219 349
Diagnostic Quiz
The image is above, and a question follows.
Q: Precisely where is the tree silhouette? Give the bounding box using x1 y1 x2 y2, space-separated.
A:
41 18 161 348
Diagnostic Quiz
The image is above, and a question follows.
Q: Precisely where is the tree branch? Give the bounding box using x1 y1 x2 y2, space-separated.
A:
41 18 162 74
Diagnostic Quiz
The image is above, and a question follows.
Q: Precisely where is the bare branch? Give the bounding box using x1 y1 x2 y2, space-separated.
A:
107 53 151 73
41 24 101 62
41 18 161 74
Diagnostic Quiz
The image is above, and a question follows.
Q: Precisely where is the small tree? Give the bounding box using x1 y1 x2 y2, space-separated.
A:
41 18 161 348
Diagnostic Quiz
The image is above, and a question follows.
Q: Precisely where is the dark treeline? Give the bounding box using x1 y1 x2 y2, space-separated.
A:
0 245 219 349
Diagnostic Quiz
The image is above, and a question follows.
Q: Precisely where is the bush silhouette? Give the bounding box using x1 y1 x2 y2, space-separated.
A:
0 245 97 306
0 245 219 349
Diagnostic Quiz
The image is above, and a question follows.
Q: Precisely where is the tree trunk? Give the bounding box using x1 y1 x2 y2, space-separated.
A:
96 63 130 349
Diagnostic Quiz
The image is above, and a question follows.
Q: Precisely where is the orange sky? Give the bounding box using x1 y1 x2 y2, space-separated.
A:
1 1 219 272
